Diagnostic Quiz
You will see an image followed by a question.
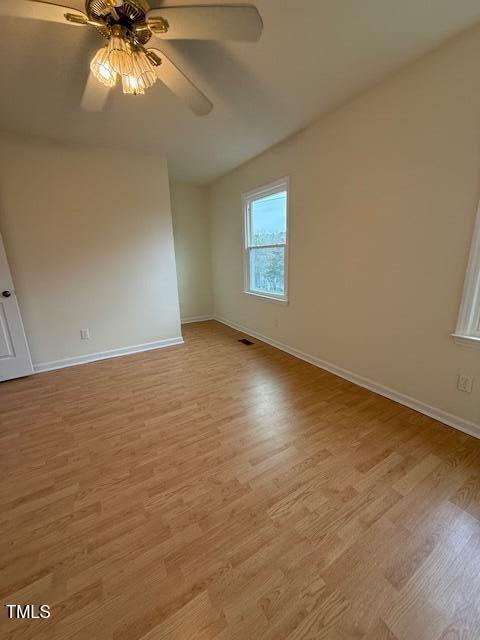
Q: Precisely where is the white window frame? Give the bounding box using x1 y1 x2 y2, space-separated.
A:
242 177 289 303
453 205 480 348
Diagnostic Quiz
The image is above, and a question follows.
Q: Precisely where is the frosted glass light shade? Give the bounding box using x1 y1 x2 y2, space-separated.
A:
107 33 133 76
122 49 157 95
90 47 117 87
134 49 157 89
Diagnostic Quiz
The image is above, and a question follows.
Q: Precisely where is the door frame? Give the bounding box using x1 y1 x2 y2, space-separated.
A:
0 232 34 381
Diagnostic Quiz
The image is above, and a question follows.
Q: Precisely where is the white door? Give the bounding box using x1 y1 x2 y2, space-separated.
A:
0 233 33 381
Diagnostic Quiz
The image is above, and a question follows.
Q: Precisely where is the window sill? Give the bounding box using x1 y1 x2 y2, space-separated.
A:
452 333 480 349
244 291 289 305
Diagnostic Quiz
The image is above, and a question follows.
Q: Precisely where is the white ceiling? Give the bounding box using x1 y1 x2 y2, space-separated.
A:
2 0 480 184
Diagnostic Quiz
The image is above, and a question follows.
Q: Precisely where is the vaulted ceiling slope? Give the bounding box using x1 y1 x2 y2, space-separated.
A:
2 0 480 184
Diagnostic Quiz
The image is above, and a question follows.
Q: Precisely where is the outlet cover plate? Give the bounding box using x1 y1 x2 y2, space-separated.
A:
457 374 474 393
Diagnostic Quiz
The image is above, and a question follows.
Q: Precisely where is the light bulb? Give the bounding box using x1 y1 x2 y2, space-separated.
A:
122 74 144 95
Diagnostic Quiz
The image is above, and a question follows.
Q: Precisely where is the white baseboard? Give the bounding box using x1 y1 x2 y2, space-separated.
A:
34 337 184 373
214 315 480 441
181 316 213 324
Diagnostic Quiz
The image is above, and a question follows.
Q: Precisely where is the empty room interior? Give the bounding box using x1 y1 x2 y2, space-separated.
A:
2 1 480 638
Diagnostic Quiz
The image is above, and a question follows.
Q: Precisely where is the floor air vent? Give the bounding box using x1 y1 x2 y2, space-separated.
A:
238 338 254 346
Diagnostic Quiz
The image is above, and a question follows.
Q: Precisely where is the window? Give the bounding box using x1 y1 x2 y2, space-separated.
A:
454 208 480 347
243 178 289 302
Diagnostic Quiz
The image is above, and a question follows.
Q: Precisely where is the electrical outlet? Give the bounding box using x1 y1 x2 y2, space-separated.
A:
80 329 90 340
273 317 279 328
457 374 474 394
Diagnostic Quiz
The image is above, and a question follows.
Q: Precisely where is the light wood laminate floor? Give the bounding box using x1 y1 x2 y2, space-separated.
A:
1 321 480 640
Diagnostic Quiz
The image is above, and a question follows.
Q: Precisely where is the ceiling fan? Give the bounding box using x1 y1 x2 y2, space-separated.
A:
0 0 263 115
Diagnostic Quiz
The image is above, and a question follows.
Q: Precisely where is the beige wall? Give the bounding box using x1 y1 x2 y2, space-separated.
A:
209 25 480 428
0 134 181 366
170 182 213 321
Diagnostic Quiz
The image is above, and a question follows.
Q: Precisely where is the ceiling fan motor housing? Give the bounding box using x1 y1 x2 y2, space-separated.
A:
85 0 152 43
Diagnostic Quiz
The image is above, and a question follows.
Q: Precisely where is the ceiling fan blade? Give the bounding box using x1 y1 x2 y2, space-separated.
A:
0 0 88 25
81 73 111 112
149 48 213 116
146 4 263 41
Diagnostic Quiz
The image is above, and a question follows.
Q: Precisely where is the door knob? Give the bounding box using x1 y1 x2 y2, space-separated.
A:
2 291 11 298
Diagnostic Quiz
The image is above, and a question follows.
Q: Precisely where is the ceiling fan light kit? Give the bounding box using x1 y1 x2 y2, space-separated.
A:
1 0 264 114
89 23 159 95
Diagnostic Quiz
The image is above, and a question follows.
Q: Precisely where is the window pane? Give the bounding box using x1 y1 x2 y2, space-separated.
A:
249 246 285 296
250 191 287 246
